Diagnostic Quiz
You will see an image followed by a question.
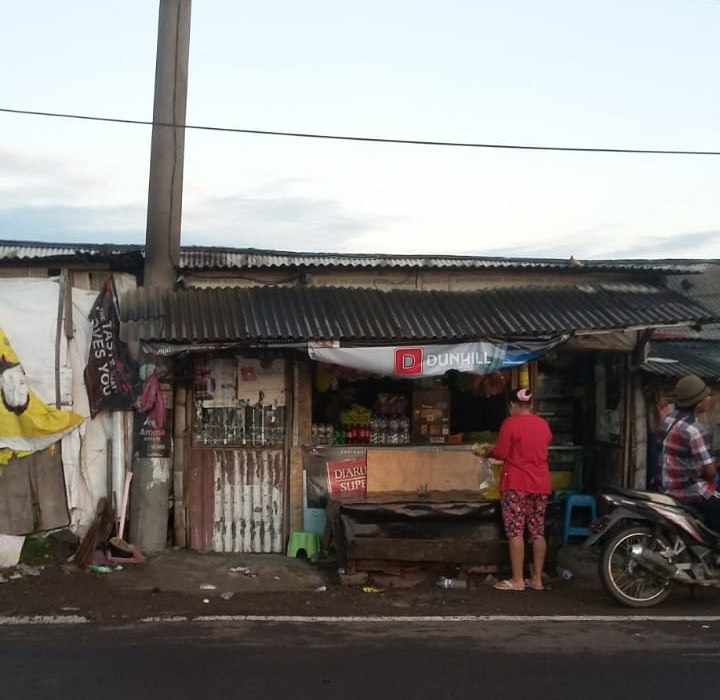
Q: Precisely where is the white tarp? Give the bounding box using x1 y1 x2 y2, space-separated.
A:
0 277 135 535
0 279 63 404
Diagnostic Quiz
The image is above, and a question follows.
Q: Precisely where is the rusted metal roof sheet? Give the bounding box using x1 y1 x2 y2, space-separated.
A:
643 340 720 381
0 240 709 274
119 283 719 344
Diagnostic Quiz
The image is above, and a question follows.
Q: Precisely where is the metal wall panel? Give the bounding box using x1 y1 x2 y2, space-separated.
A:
189 448 285 553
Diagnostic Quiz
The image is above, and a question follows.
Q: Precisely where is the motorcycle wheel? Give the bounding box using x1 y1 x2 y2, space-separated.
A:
599 525 673 608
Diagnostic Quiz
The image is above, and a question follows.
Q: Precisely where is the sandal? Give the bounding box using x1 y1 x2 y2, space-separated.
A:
524 578 545 591
493 579 525 591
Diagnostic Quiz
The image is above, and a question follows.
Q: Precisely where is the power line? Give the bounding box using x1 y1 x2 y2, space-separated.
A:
1 106 719 156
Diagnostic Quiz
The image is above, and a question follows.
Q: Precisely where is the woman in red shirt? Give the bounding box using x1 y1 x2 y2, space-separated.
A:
483 388 552 591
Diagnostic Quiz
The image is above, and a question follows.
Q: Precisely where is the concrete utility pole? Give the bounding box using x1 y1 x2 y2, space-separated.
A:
131 0 191 554
144 0 191 290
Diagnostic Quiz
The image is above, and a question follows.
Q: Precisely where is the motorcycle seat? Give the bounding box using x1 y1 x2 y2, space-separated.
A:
608 486 679 508
608 486 707 520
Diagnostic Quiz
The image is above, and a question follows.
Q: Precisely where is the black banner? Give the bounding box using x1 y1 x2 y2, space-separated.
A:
84 278 139 418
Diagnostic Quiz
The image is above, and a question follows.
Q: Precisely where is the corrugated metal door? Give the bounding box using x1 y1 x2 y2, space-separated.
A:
189 448 285 553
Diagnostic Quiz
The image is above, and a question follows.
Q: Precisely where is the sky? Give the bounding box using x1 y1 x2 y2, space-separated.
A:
0 0 718 260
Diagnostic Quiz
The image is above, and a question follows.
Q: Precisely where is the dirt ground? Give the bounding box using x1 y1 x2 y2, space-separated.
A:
0 533 557 621
2 535 719 622
0 560 585 623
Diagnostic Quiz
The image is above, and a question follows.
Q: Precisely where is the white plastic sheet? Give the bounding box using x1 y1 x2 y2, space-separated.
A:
0 534 24 567
0 277 136 536
0 279 62 404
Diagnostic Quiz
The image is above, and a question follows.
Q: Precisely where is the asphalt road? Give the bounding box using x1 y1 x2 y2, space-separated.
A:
3 618 719 699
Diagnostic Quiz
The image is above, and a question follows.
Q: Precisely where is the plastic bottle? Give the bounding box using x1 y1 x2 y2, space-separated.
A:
436 577 468 589
556 566 575 581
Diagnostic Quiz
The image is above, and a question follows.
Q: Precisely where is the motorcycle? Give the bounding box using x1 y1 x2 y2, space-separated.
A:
584 486 720 608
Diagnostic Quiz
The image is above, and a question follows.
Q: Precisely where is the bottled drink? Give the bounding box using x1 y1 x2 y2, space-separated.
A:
435 577 468 589
556 566 574 581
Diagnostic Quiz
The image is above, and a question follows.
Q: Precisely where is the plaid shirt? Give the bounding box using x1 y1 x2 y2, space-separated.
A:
659 409 715 502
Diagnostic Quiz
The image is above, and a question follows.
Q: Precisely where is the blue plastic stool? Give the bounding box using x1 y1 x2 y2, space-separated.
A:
286 531 320 558
561 494 597 545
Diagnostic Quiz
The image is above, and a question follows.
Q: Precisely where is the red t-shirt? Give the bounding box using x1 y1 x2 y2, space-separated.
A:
489 413 552 495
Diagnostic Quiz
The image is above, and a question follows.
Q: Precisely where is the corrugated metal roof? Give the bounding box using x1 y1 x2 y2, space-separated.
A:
176 249 708 274
0 241 144 260
119 283 719 344
0 240 709 274
654 263 720 340
642 340 720 381
665 262 720 314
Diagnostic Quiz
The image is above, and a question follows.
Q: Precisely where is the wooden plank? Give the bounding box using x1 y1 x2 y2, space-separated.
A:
0 457 33 534
347 536 509 565
366 448 484 493
350 559 426 575
29 446 69 531
288 447 304 533
294 358 312 446
173 385 188 548
188 449 214 551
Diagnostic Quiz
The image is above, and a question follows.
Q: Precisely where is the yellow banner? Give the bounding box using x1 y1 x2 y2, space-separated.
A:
0 327 84 465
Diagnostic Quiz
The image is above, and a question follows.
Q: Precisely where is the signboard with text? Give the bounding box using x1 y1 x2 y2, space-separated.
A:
326 457 367 501
308 336 569 379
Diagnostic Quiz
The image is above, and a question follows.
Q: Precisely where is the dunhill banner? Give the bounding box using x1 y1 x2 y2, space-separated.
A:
84 278 139 418
308 336 569 378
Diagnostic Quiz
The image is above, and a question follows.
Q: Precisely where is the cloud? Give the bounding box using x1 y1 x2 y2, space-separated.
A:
0 148 382 250
565 229 720 260
620 230 720 259
0 192 716 263
469 228 720 261
182 192 379 250
0 147 109 206
0 190 379 252
0 205 144 244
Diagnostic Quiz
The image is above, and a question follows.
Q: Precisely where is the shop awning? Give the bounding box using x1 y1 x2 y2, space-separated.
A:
119 283 718 346
308 339 567 378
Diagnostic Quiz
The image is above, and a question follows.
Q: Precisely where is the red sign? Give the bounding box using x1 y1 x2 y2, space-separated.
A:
394 348 423 375
326 457 367 500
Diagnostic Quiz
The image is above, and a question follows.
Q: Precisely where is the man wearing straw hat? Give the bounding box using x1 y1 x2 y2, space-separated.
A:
659 374 718 530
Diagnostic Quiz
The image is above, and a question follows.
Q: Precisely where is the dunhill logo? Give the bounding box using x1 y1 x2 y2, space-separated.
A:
394 348 423 375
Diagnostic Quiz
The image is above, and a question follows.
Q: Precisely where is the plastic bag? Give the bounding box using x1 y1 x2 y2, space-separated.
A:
478 457 496 494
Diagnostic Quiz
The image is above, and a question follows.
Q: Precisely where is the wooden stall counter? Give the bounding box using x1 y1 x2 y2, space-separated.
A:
366 446 487 494
324 447 560 575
